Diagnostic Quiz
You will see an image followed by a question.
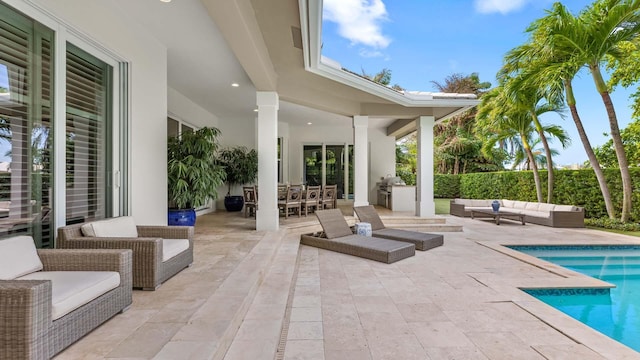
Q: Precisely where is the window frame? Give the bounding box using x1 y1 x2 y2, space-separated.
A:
2 0 130 240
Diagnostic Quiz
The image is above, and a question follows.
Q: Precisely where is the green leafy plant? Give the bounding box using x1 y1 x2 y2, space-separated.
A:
167 127 226 209
217 146 258 196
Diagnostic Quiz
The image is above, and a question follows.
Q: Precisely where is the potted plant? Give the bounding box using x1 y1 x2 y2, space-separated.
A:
167 127 226 225
217 146 258 211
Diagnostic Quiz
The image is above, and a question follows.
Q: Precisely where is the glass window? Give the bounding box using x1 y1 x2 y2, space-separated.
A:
0 3 54 247
167 117 179 137
65 43 112 223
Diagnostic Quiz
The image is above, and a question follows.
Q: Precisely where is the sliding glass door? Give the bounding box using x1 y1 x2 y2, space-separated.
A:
303 144 353 199
0 4 54 247
0 2 122 247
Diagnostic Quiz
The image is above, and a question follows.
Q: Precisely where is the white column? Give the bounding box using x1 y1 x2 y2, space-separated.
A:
256 92 279 231
353 116 369 207
416 116 435 217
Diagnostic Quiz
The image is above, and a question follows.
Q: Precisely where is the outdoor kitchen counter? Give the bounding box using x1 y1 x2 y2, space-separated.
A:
378 184 415 212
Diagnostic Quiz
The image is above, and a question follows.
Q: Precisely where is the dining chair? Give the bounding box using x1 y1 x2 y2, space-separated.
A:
321 184 337 210
278 185 302 218
301 185 321 216
243 186 258 218
277 184 288 201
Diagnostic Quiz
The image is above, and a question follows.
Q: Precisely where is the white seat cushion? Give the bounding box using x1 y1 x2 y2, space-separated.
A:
0 236 43 280
81 217 138 238
521 210 550 218
162 239 190 262
18 271 120 320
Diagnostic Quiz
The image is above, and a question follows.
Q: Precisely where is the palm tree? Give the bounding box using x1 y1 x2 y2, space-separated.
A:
500 73 569 202
539 0 640 221
500 5 618 219
477 86 544 202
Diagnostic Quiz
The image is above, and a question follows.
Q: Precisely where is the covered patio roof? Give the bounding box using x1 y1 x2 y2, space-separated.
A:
119 0 478 135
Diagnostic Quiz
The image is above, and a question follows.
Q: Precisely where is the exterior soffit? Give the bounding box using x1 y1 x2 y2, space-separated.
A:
201 0 277 91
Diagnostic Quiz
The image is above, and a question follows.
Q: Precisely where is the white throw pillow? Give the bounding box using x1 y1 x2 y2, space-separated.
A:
0 236 43 280
81 217 138 238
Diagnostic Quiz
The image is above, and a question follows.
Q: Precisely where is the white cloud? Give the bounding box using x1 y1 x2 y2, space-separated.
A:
474 0 530 14
358 48 384 58
323 0 391 49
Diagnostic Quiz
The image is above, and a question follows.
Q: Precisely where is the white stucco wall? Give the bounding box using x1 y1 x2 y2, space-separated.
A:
168 87 220 129
288 123 396 203
9 0 169 225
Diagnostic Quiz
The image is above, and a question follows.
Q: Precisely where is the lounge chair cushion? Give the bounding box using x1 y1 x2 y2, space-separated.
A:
372 228 444 251
300 233 415 264
18 271 120 320
81 216 138 238
0 235 43 280
162 239 190 262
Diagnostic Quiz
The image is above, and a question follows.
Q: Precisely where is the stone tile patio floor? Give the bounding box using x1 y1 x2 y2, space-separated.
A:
54 209 640 359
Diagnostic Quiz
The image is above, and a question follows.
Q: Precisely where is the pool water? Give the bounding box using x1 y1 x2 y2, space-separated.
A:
508 245 640 352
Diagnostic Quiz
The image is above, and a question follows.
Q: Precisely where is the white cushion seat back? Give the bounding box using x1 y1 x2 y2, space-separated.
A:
525 202 541 211
470 199 492 207
538 203 557 213
18 271 120 320
162 239 190 262
555 205 577 211
0 235 43 280
81 216 138 238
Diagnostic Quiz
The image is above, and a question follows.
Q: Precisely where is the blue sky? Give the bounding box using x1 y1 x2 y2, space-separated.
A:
321 0 636 166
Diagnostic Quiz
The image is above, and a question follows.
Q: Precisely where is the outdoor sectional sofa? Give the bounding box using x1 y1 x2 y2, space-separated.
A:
450 198 585 228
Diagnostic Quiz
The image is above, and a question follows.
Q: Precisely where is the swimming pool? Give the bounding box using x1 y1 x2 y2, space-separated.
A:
508 245 640 352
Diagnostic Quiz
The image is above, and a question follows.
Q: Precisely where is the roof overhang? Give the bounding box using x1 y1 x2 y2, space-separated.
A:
298 0 479 125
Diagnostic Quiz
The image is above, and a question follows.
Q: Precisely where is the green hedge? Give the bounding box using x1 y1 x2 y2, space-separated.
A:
434 168 640 220
434 174 460 198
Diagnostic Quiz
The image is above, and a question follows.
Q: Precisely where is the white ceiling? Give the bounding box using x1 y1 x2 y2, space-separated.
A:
110 0 397 130
112 0 257 119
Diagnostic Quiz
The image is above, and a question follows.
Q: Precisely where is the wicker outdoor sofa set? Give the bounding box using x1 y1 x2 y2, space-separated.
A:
449 198 585 228
0 217 193 359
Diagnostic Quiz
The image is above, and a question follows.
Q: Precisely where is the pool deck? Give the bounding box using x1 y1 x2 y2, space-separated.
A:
54 209 640 360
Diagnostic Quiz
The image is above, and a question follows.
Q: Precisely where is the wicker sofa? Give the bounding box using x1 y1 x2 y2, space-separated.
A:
0 235 132 359
450 198 585 228
57 217 194 290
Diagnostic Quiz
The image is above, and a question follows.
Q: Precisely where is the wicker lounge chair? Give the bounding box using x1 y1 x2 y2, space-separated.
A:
300 209 415 263
57 217 193 290
0 236 132 359
353 205 444 251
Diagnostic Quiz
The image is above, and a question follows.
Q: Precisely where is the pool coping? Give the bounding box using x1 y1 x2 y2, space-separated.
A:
477 240 640 358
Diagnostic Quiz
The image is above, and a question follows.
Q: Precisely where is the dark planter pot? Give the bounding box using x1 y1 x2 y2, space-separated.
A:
168 208 196 226
224 195 244 212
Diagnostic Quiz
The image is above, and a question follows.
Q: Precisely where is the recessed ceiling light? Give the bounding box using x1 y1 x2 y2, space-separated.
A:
307 122 312 125
160 0 171 3
253 109 259 112
231 83 239 87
